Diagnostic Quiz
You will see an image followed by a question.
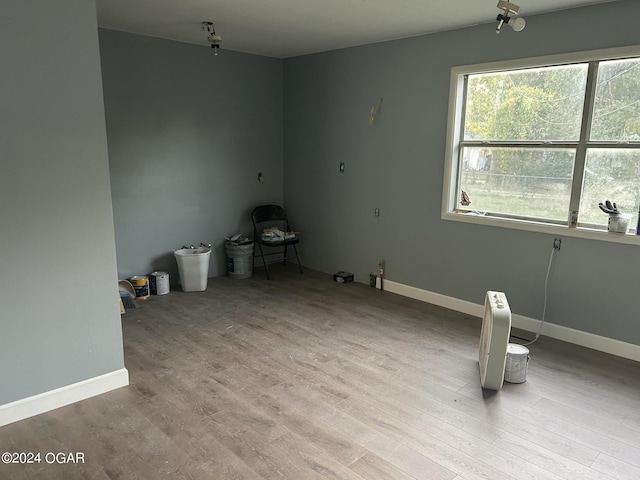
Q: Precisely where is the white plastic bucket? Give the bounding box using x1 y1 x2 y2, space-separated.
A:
504 343 530 383
174 247 211 292
150 271 170 295
225 242 254 279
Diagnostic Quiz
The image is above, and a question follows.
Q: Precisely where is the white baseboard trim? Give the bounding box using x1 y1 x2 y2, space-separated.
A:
0 368 129 427
383 280 640 363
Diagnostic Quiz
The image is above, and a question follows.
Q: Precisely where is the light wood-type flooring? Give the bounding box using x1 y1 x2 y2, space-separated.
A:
2 266 640 479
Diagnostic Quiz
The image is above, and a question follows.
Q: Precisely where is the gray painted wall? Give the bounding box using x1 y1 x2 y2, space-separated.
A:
0 0 125 404
283 0 640 346
99 30 284 282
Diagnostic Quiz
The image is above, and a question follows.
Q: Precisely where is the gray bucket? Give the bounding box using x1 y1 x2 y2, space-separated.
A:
226 242 254 279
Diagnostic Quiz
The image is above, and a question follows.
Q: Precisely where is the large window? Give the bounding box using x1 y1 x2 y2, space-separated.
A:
443 47 640 238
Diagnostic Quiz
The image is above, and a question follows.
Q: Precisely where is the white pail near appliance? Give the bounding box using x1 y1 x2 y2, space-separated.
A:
504 343 530 383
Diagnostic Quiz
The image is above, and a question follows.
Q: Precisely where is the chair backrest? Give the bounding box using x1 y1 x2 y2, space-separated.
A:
252 205 292 235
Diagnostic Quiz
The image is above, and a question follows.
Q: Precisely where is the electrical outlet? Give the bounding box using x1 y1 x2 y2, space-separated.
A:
553 238 561 250
374 208 380 217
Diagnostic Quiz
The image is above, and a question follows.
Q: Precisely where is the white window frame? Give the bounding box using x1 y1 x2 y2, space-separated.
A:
442 45 640 246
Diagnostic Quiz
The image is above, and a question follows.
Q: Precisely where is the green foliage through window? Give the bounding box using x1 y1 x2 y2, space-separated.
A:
452 54 640 232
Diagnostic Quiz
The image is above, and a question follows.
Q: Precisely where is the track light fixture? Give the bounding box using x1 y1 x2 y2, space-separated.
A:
495 1 526 34
202 21 222 55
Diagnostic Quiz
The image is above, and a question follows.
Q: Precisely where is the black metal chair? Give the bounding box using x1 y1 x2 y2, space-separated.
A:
252 205 303 279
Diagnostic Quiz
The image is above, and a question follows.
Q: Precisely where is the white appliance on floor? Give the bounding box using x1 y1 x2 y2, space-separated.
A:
479 291 512 390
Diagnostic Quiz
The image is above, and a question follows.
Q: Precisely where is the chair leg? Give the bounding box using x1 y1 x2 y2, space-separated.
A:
256 242 270 280
283 245 288 266
292 244 303 274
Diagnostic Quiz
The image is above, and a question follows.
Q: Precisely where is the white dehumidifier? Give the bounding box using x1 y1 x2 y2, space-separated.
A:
479 291 512 391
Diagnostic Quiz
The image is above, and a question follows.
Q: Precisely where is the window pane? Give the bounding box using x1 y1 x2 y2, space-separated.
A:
579 148 640 231
464 65 588 141
459 147 574 221
591 58 640 141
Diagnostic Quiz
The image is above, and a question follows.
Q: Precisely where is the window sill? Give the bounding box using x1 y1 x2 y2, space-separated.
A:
442 211 640 246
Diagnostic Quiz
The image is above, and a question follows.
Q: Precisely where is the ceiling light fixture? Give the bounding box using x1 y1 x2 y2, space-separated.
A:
495 1 526 34
202 21 222 55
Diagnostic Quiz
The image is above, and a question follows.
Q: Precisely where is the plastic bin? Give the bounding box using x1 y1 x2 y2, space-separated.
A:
225 242 254 279
174 247 211 291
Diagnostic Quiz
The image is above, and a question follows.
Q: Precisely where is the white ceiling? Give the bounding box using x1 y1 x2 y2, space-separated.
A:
96 0 616 58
